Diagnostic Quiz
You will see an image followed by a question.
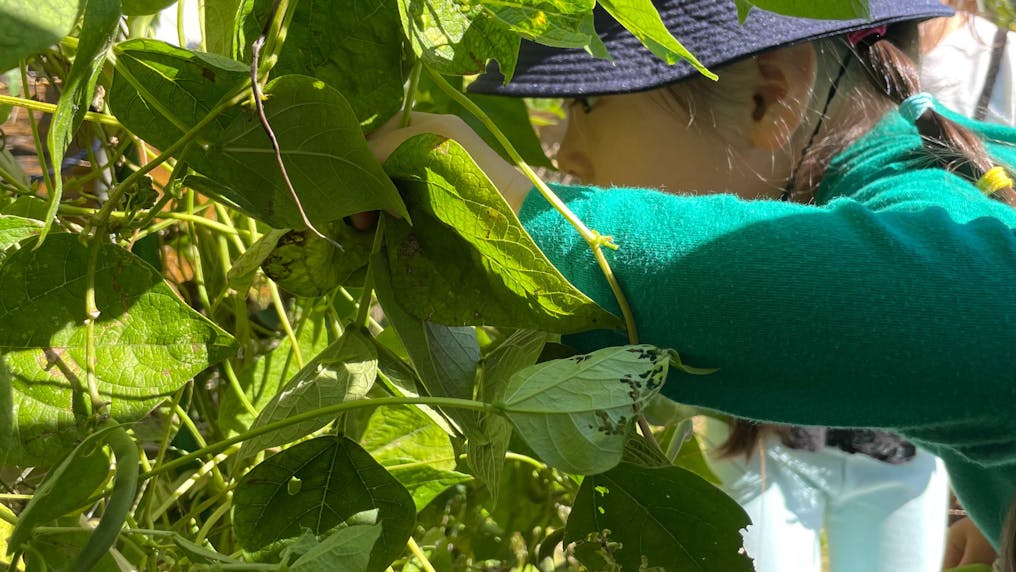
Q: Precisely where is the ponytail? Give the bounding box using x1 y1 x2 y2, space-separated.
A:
852 27 1016 206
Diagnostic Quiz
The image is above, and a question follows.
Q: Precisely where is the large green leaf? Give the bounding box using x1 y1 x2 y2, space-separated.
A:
232 436 415 572
371 248 481 438
733 0 869 22
205 0 243 56
0 235 234 465
182 74 409 229
383 134 621 333
479 0 608 58
237 0 405 131
564 463 752 571
598 0 716 80
41 0 121 243
109 39 250 153
398 0 520 80
467 330 546 500
0 0 82 73
362 406 472 511
236 329 377 461
498 345 668 475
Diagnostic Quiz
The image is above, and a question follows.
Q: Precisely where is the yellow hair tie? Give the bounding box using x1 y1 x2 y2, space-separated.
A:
976 166 1014 196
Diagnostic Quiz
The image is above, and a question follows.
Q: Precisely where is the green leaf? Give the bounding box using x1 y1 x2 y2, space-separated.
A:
371 248 481 438
467 330 546 499
226 228 288 292
121 0 178 16
183 74 410 229
362 406 472 511
261 221 374 297
479 0 609 59
21 531 120 572
382 134 621 333
498 344 669 475
672 431 721 485
109 39 250 153
290 523 383 572
233 436 415 572
0 215 43 252
236 329 377 461
40 0 121 244
398 0 521 80
565 463 752 571
237 0 405 131
0 0 83 73
218 307 332 437
204 0 243 56
0 234 235 465
7 426 114 552
734 0 869 22
597 0 717 80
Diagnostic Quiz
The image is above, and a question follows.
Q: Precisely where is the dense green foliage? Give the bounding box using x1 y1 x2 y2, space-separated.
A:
0 0 883 570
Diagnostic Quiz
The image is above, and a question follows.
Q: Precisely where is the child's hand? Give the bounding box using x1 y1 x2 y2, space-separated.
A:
942 517 998 569
366 112 534 213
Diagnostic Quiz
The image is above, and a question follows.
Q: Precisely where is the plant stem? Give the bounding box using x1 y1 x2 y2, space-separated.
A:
83 238 105 418
172 403 228 490
401 61 423 128
141 396 493 481
407 537 438 572
424 68 639 343
0 94 121 126
0 502 18 525
267 281 302 367
355 216 386 329
20 63 54 199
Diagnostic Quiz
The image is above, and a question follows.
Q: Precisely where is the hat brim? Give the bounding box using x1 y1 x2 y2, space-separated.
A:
468 0 954 97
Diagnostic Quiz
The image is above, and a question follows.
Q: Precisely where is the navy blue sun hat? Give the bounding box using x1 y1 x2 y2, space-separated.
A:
468 0 953 97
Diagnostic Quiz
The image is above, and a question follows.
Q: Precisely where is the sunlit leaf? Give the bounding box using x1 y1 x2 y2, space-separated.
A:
733 0 869 22
0 235 234 465
598 0 716 80
290 523 382 572
383 134 621 333
0 0 82 73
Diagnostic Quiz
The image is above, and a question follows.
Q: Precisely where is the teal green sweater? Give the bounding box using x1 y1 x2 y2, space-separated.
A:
518 108 1016 547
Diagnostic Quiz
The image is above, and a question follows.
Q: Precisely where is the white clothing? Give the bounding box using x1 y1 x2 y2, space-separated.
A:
921 15 1016 126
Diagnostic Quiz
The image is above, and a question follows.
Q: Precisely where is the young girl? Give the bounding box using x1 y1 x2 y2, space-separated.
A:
368 0 1016 568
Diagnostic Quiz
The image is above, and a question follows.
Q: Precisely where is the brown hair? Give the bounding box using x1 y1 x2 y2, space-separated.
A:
685 23 1016 458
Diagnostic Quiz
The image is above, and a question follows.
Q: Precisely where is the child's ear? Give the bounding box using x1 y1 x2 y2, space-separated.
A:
749 43 818 150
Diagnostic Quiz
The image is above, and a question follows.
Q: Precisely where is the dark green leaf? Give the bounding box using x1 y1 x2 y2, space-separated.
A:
204 0 243 56
261 221 374 297
398 0 520 79
372 248 481 438
183 74 409 229
236 329 377 461
0 0 82 73
499 344 668 475
0 235 235 465
362 406 472 510
7 426 114 552
121 0 178 15
41 0 121 243
233 436 415 572
565 463 752 571
238 0 405 130
598 0 716 80
382 134 621 333
21 531 119 572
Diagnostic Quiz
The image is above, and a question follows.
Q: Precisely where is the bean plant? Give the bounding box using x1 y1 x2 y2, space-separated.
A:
0 0 868 570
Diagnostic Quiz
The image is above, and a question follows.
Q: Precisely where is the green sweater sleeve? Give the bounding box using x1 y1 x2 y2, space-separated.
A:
517 111 1016 544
